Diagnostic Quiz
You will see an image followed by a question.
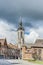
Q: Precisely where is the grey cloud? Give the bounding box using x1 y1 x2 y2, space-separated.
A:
0 0 43 29
7 29 17 32
0 0 43 19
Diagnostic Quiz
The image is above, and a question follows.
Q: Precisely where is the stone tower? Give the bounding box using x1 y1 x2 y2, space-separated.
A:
17 17 24 48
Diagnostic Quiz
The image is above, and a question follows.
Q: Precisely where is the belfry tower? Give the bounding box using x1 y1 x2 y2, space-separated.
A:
17 17 24 48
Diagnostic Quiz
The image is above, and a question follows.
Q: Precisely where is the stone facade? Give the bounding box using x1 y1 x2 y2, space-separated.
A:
31 39 43 60
21 39 43 60
22 46 32 60
0 39 20 59
0 39 8 58
0 38 43 60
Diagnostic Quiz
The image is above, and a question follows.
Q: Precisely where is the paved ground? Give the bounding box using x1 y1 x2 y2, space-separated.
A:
0 59 42 65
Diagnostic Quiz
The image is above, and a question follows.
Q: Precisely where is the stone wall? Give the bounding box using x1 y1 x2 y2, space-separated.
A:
32 47 43 60
22 46 32 60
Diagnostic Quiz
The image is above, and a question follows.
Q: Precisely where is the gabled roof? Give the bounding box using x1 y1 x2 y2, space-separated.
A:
35 39 43 42
31 39 43 48
8 43 18 49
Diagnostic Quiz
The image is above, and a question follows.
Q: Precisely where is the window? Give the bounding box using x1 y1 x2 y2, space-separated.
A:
18 32 19 39
0 42 1 47
21 32 22 38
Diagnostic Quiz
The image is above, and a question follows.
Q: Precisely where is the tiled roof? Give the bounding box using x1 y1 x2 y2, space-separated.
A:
7 43 18 49
31 39 43 47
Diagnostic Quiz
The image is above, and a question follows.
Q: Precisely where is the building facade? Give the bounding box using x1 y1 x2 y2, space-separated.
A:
0 39 20 59
0 39 8 58
31 39 43 60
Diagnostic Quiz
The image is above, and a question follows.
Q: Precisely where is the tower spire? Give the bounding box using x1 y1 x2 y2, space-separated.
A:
19 16 22 27
19 16 22 23
18 16 24 30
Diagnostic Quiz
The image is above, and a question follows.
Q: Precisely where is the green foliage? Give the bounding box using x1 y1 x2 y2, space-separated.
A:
32 52 38 60
28 60 43 64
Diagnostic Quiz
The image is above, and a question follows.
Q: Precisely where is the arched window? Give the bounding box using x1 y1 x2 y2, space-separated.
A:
21 32 22 38
18 32 19 39
0 42 1 47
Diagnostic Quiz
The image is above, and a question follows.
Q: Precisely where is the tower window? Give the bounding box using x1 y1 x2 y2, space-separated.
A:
21 32 22 38
18 32 19 39
0 42 1 47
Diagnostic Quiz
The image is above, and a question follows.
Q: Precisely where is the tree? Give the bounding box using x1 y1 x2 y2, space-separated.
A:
32 49 38 60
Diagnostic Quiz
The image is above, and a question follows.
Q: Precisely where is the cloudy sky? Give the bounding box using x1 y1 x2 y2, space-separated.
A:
0 0 43 44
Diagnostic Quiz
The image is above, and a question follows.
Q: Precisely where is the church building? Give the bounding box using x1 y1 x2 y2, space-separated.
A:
0 17 43 60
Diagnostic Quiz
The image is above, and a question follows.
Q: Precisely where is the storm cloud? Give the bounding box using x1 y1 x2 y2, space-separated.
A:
0 0 43 26
0 0 43 43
